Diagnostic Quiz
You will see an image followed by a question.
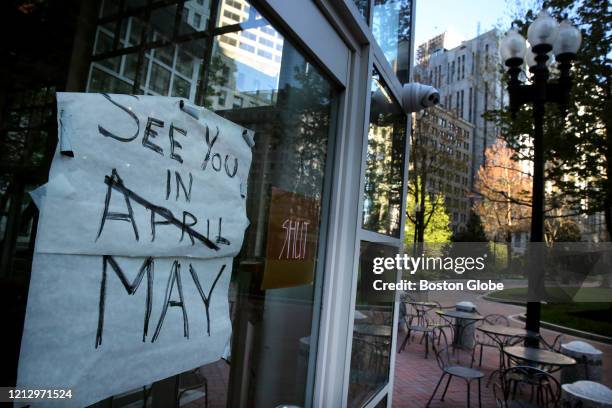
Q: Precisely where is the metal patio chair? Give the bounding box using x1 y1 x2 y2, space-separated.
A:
472 313 510 368
426 334 484 408
398 303 439 358
493 366 561 408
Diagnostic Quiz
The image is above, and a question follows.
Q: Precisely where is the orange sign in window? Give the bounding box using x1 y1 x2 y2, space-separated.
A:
262 187 320 290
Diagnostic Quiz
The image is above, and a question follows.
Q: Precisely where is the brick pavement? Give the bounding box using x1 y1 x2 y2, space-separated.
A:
183 289 611 407
392 289 612 407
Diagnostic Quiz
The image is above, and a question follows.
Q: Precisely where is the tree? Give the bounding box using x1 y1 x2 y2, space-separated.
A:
405 176 452 246
474 140 531 263
489 0 612 240
452 211 488 242
407 107 470 244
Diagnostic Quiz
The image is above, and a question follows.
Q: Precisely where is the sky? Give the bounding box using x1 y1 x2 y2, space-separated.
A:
414 0 513 51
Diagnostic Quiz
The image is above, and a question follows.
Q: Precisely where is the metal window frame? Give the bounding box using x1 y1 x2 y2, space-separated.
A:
305 1 415 407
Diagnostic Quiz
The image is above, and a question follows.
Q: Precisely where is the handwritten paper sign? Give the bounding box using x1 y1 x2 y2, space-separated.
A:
262 187 319 290
17 93 253 407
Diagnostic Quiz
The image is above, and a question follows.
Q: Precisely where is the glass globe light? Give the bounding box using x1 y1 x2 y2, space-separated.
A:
500 27 527 64
554 19 582 56
527 10 559 49
525 44 554 68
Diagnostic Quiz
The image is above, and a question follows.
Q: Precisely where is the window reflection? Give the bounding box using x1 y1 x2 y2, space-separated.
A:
372 0 413 83
362 69 406 237
83 1 336 407
2 0 335 406
347 242 396 407
215 20 335 408
352 0 370 22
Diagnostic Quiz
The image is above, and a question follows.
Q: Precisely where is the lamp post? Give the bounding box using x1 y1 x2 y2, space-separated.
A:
500 10 581 344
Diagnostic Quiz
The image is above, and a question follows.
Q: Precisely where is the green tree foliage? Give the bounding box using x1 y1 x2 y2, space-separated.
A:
405 177 452 244
488 0 611 239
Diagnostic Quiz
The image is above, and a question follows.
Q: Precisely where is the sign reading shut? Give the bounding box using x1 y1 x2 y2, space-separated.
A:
17 93 253 407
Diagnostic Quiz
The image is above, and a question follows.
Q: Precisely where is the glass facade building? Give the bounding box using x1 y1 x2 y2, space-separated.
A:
0 0 415 406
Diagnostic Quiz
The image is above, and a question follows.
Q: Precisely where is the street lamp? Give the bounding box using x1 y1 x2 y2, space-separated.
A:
500 10 581 345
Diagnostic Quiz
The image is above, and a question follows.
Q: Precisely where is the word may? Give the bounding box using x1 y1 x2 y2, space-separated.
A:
97 169 230 249
95 256 225 348
372 254 486 275
278 219 310 260
98 93 238 178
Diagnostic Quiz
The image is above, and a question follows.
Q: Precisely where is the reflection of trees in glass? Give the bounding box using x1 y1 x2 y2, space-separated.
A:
280 64 332 199
408 108 468 244
202 52 235 109
372 0 412 81
212 40 334 264
363 116 405 236
405 176 451 245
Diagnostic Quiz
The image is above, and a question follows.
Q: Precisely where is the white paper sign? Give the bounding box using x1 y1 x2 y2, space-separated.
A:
17 93 253 407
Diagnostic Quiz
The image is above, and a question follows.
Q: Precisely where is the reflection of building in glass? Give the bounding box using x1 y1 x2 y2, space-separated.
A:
413 105 473 231
211 0 284 110
364 121 403 232
371 0 413 83
362 71 406 238
414 29 503 186
87 0 211 99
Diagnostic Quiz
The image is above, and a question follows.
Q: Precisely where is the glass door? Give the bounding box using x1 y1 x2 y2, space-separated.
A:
347 67 408 407
1 1 342 407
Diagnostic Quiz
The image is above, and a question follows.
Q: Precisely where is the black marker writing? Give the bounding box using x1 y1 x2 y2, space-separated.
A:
152 260 189 342
142 117 164 155
225 155 238 178
169 123 186 163
189 263 225 336
98 94 140 142
99 169 221 250
181 211 198 245
97 170 140 241
201 125 219 171
96 256 154 348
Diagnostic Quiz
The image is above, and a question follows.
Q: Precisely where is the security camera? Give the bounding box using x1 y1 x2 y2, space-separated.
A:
401 83 440 113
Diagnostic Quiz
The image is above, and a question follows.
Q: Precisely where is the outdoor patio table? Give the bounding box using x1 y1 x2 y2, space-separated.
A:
504 346 576 372
354 310 368 320
477 324 529 385
354 324 392 338
406 301 438 323
436 309 483 349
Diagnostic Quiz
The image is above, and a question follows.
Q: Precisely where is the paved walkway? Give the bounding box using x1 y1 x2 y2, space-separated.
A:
392 288 612 407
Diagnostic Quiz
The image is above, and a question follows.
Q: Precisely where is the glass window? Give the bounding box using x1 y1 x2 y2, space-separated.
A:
4 2 337 407
352 0 370 22
372 0 413 83
347 241 396 407
84 2 334 407
362 69 407 237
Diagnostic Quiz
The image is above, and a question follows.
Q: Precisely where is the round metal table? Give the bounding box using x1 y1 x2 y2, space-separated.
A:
436 309 483 349
477 324 529 385
504 346 577 372
353 324 392 338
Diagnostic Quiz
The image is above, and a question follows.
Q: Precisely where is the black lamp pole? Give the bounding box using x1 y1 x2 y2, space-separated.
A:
505 45 575 345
